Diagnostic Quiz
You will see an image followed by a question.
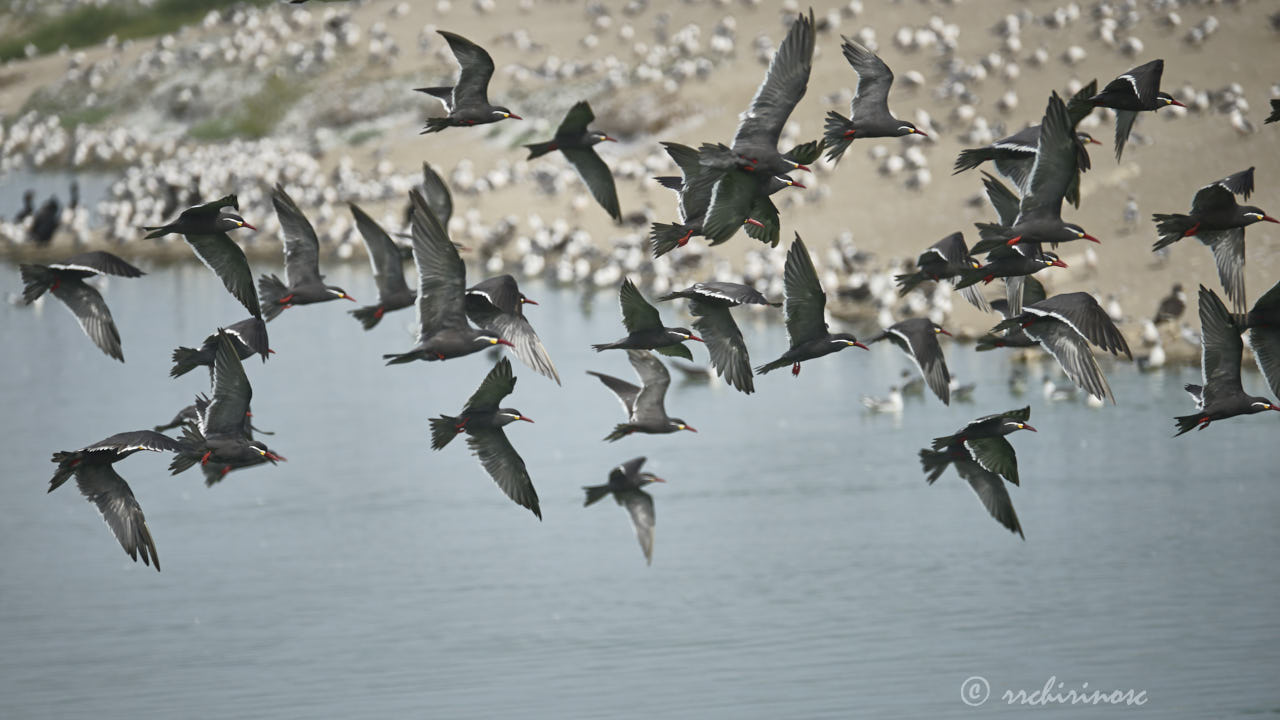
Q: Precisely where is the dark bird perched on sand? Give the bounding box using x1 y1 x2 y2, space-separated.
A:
524 101 620 222
349 202 415 330
823 36 925 164
1267 99 1280 125
989 293 1133 404
19 251 143 362
893 231 988 313
428 358 540 519
417 30 521 133
589 349 697 441
972 93 1100 255
756 235 868 377
142 194 261 318
953 81 1099 208
583 456 665 565
1088 58 1184 160
384 191 513 364
465 274 559 384
169 316 270 378
28 196 60 245
48 430 185 570
921 406 1036 487
658 282 778 394
1153 283 1187 325
1175 286 1279 435
592 278 703 361
258 185 355 321
866 318 953 405
170 331 286 483
1152 167 1277 312
1237 279 1280 400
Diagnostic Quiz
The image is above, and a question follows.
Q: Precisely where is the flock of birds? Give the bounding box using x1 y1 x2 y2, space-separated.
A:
16 7 1280 569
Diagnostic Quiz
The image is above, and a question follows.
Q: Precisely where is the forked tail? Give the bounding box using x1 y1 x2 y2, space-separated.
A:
1152 213 1196 251
582 484 611 507
918 448 952 484
350 304 385 330
257 274 289 321
169 346 204 378
429 415 462 450
19 264 54 304
822 110 855 164
649 222 695 258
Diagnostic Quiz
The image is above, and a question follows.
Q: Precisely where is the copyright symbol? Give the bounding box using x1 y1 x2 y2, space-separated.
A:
961 676 990 706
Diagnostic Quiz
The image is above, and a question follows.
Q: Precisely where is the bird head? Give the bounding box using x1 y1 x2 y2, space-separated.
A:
1075 131 1102 145
1041 253 1068 269
933 324 953 337
831 333 869 350
639 472 667 486
1156 93 1185 109
219 212 256 232
493 107 522 121
770 175 805 192
1066 223 1100 243
1002 420 1037 434
673 328 704 343
588 131 617 145
328 287 356 302
1249 399 1280 413
497 408 535 425
670 420 697 433
897 123 927 138
1241 207 1279 225
519 293 538 306
252 442 287 463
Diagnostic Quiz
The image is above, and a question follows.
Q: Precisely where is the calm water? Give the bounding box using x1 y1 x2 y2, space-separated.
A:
1 264 1277 719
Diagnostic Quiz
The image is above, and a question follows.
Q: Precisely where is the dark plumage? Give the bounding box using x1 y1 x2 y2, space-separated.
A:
592 278 703 361
823 36 924 163
649 142 714 257
922 407 1036 485
349 202 415 330
169 316 270 378
417 31 521 133
583 456 665 565
866 318 953 405
975 276 1046 351
954 243 1067 291
1153 283 1186 325
658 282 779 394
893 231 989 312
258 185 354 321
1238 279 1280 401
756 235 868 376
524 101 620 222
19 251 144 361
465 275 559 384
1088 58 1184 160
142 194 262 318
588 350 696 441
1266 99 1280 125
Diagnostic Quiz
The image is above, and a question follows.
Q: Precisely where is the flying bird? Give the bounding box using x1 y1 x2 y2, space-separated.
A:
756 235 868 377
1237 279 1280 400
588 349 697 441
592 278 703 361
823 36 925 163
417 31 521 133
428 357 540 519
649 142 713 256
893 231 989 312
349 202 415 330
258 185 355 321
659 282 778 394
141 194 261 318
583 456 665 565
169 316 270 378
922 406 1036 486
19 251 144 361
865 318 953 405
524 101 621 222
465 274 559 384
1088 58 1184 160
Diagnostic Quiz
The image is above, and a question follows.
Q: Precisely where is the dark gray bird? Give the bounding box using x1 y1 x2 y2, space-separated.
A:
349 202 415 330
1266 99 1279 125
989 292 1133 403
465 274 559 384
417 31 521 133
1175 285 1279 435
756 235 868 376
258 185 355 321
1237 279 1280 400
649 142 714 257
19 251 144 361
823 37 925 163
28 196 60 245
1153 283 1186 325
169 316 270 378
893 231 989 312
1152 167 1277 312
583 456 665 565
14 189 33 222
588 349 697 441
384 190 513 364
975 276 1046 351
169 331 286 483
955 241 1067 296
920 447 1025 539
142 194 262 318
658 282 778 394
48 430 185 570
1088 58 1184 160
402 162 455 232
976 171 1041 316
592 278 703 361
428 357 540 519
866 318 953 405
921 406 1036 487
524 101 621 222
698 163 808 247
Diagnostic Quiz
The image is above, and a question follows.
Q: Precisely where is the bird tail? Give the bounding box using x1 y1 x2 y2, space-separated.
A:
952 147 995 174
420 117 453 134
168 424 206 475
971 223 1017 253
524 139 558 159
169 346 204 378
1173 413 1203 437
894 270 926 296
952 267 989 290
754 357 790 375
141 225 172 239
350 304 385 330
918 448 952 484
383 351 421 365
822 110 854 163
257 274 289 321
416 86 453 101
18 264 55 304
1152 213 1195 251
603 424 633 442
649 222 694 258
429 415 461 450
974 334 1004 351
590 342 618 352
48 451 79 492
582 484 611 507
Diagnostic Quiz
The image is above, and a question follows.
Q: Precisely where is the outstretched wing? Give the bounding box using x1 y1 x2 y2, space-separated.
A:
963 436 1020 486
74 463 160 569
701 171 757 243
1024 292 1132 358
689 300 753 394
409 189 469 338
50 279 123 361
982 172 1021 227
954 459 1024 539
619 278 662 333
420 162 454 227
183 233 261 317
439 31 495 107
562 147 622 222
466 429 541 519
350 202 411 303
731 10 814 153
842 37 895 119
781 235 828 346
469 308 560 385
1200 228 1247 313
204 331 253 437
1197 284 1244 404
628 350 671 425
270 185 323 288
1025 321 1114 403
619 489 656 564
463 357 517 413
54 251 144 278
1019 92 1074 222
588 370 641 417
555 100 595 137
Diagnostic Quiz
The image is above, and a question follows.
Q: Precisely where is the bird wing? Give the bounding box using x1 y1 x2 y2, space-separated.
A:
409 188 469 338
1189 185 1239 217
981 172 1022 227
685 281 773 306
85 430 185 455
954 458 1024 539
1246 327 1280 402
183 233 261 317
701 170 757 243
743 194 781 248
1112 109 1138 161
224 316 271 359
465 428 541 519
619 489 656 564
963 436 1020 486
481 311 559 384
731 10 814 153
842 37 895 119
1128 59 1164 105
1024 292 1132 358
439 30 495 107
1065 79 1099 127
889 320 950 405
782 235 828 346
588 370 641 417
562 147 622 222
463 357 517 413
555 100 595 137
930 231 971 266
203 331 253 437
350 202 411 302
611 456 648 486
619 278 662 333
1025 321 1114 403
53 251 144 278
1216 167 1254 200
689 299 753 394
1197 284 1244 403
421 162 454 227
50 279 123 361
467 275 522 314
628 349 671 424
1019 92 1074 222
270 185 323 288
1201 228 1247 312
74 463 160 569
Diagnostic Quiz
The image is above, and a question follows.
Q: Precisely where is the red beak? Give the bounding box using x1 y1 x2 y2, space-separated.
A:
603 136 617 142
521 297 539 305
938 328 953 337
265 452 287 462
508 114 523 120
1088 138 1102 145
496 339 515 347
914 130 929 137
267 349 276 354
683 426 698 433
794 164 811 173
1084 233 1101 243
854 342 869 350
242 222 257 231
1005 235 1023 246
1051 259 1069 268
518 416 534 423
1022 424 1037 433
688 335 704 343
1263 216 1279 224
650 476 667 483
789 180 807 189
345 295 357 302
1169 99 1186 108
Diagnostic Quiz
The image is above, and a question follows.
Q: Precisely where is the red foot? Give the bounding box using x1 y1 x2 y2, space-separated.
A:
1197 416 1210 430
549 142 558 151
677 229 693 247
1021 320 1036 328
843 129 856 138
435 353 445 360
51 280 61 292
221 466 231 477
745 218 765 228
1183 223 1201 237
982 275 995 285
455 417 470 432
279 294 294 304
791 362 801 377
200 451 212 466
374 306 385 319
